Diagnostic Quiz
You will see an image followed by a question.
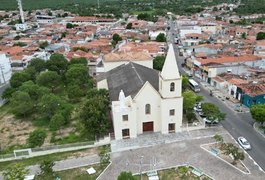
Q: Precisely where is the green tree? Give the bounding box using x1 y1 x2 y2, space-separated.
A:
10 91 34 117
66 64 89 86
126 22 132 29
10 72 31 88
241 32 247 39
46 53 68 75
256 32 265 40
213 134 224 148
213 7 218 11
222 143 244 165
87 89 109 99
250 104 265 127
27 129 47 148
2 87 16 100
156 33 166 42
182 90 197 114
186 111 196 123
38 94 64 119
49 113 65 131
117 171 136 180
66 23 75 29
69 57 87 66
39 41 49 49
182 76 189 91
98 145 110 167
202 102 226 122
24 66 37 81
112 33 122 45
3 164 29 180
153 56 165 71
67 83 86 99
36 71 61 92
39 160 54 179
80 96 110 138
19 81 49 101
177 166 189 179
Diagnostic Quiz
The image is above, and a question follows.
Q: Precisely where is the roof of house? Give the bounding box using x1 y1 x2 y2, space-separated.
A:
238 82 265 97
103 51 152 62
104 62 159 101
198 55 261 65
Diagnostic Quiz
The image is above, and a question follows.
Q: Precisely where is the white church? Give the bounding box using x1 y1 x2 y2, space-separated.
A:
97 44 183 140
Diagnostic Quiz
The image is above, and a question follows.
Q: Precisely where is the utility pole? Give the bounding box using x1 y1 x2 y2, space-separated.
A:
17 0 25 23
140 156 144 180
97 0 100 9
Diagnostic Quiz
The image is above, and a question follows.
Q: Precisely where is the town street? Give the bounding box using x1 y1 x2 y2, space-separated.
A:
168 21 265 171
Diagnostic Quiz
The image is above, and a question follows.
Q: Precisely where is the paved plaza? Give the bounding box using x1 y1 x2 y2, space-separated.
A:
99 127 265 180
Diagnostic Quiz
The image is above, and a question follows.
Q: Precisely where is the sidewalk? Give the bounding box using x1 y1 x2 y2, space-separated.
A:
254 122 265 138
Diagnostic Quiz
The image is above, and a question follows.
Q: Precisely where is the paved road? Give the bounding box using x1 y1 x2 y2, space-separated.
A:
168 20 265 171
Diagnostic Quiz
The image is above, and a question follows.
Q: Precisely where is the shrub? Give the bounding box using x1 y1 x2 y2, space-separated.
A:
27 129 47 148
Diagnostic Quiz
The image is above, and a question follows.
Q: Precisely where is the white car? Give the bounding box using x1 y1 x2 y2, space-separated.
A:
203 117 218 124
193 106 202 112
238 137 251 150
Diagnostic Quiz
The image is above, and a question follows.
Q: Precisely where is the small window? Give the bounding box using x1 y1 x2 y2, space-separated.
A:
169 109 175 116
145 104 151 114
122 115 128 121
170 82 175 92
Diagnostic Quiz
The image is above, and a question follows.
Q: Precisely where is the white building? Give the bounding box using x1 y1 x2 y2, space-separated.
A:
0 53 12 84
149 30 166 41
97 44 183 140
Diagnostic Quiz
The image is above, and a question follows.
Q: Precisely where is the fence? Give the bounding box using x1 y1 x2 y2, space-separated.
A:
0 135 111 162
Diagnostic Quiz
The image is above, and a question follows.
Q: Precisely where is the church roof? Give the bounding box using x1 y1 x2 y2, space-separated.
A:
161 44 180 80
105 62 159 101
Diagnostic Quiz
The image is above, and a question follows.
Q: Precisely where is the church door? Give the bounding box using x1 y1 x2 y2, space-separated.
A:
143 122 154 132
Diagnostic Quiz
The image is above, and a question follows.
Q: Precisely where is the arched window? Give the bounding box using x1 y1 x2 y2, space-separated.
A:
170 82 175 92
145 104 151 114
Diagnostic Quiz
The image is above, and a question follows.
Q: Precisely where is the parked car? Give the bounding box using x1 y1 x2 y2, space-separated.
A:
194 106 202 112
203 117 219 124
238 137 251 150
198 111 206 118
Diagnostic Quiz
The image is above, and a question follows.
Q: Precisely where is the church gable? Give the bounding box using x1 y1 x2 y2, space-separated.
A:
134 81 161 101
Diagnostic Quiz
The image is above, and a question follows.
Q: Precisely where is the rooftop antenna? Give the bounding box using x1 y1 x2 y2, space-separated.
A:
17 0 25 23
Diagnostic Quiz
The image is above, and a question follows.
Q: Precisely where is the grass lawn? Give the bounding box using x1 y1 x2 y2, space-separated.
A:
134 166 212 180
0 147 98 171
35 163 108 180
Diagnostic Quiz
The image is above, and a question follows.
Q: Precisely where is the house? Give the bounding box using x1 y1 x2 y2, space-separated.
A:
102 51 153 72
97 44 183 140
149 30 166 41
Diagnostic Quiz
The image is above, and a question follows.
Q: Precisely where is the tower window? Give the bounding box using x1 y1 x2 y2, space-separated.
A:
145 104 151 114
170 82 175 92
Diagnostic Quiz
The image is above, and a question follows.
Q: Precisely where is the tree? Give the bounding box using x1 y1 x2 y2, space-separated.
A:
250 104 265 127
153 56 165 71
28 58 46 73
66 23 75 29
65 64 89 86
38 94 64 119
126 22 132 29
182 90 197 114
80 96 110 138
112 33 122 45
19 81 49 101
222 143 244 165
2 87 16 100
10 72 31 88
98 145 110 167
24 66 37 81
256 32 265 40
10 91 34 117
49 113 65 131
36 71 61 92
156 33 166 42
182 76 189 91
39 41 49 49
241 32 247 39
213 7 218 11
46 53 68 75
186 112 196 123
27 129 47 148
202 102 226 122
69 57 87 66
67 83 86 99
39 160 54 178
3 164 29 180
117 171 136 180
177 166 189 179
213 134 224 148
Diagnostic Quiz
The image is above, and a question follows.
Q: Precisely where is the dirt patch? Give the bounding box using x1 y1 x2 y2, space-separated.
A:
67 147 98 159
0 114 36 149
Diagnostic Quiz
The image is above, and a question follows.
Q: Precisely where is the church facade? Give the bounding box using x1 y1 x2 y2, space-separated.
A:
97 44 183 140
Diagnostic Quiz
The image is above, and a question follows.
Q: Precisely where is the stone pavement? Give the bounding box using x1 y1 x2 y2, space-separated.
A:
111 126 227 152
100 133 265 180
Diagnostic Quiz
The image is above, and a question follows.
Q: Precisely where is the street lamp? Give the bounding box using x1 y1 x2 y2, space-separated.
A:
140 156 144 180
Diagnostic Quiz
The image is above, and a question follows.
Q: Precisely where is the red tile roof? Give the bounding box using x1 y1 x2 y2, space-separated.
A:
198 55 261 65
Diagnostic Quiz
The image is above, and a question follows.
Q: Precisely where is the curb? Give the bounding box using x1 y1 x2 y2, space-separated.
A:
253 122 265 139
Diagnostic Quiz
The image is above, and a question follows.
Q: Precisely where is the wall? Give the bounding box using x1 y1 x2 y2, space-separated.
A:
0 54 12 84
159 76 182 98
242 94 265 107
